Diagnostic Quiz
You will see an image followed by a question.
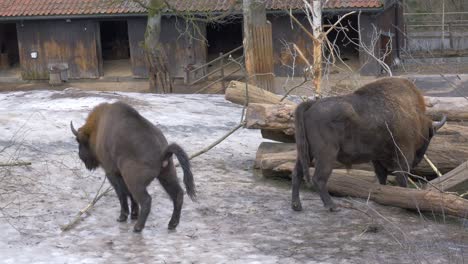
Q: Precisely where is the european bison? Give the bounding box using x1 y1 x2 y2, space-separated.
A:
71 101 196 232
292 77 446 212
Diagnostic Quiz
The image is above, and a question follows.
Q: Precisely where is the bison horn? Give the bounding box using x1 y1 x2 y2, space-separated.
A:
433 115 447 131
70 121 78 136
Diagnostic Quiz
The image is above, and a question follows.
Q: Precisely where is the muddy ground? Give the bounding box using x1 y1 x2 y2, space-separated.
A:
0 89 466 263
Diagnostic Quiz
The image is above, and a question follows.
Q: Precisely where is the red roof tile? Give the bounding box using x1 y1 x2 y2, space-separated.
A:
0 0 383 17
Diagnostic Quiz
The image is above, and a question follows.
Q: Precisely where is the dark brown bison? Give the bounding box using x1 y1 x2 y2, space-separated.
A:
292 77 446 212
71 101 196 232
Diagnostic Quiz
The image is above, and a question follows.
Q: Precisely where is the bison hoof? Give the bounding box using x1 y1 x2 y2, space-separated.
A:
117 214 128 222
325 204 339 212
168 220 179 230
133 224 144 233
291 202 303 212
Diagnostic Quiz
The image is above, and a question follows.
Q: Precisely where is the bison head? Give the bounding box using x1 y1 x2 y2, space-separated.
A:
413 115 447 168
71 121 100 171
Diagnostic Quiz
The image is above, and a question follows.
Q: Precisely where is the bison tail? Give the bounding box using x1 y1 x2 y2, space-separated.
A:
295 100 315 184
162 143 197 202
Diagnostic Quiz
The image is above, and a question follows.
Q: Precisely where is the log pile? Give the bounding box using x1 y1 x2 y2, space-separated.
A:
226 81 468 218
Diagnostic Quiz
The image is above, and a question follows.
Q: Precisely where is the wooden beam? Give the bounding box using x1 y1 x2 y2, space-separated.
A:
428 161 468 194
225 81 295 106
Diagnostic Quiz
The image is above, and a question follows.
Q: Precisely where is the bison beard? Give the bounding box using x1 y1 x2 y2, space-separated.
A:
291 77 446 212
71 102 196 232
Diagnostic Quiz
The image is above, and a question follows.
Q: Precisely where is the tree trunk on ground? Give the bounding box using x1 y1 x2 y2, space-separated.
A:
145 11 173 93
425 96 468 121
255 121 468 177
225 81 295 105
272 163 468 218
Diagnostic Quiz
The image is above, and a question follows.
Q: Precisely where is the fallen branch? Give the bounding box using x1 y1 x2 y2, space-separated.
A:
61 177 112 232
0 161 31 167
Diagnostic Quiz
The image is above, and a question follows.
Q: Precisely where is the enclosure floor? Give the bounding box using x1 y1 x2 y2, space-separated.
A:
0 90 466 263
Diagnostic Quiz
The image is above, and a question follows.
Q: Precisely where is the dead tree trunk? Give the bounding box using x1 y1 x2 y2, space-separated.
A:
145 11 173 93
311 0 323 95
243 0 275 92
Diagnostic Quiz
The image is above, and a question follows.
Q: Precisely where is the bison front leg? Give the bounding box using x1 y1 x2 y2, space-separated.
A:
158 165 184 230
291 159 304 211
372 160 389 185
129 194 139 220
106 173 130 222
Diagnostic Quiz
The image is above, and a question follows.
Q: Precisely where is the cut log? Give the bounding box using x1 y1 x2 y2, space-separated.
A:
428 161 468 194
257 132 468 177
270 162 468 218
260 130 295 143
425 96 468 121
325 169 468 219
245 103 296 135
225 81 295 106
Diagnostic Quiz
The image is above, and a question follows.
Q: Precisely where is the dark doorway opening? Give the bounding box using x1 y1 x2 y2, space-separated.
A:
324 14 360 71
205 18 244 79
99 20 131 76
206 18 243 61
0 23 20 77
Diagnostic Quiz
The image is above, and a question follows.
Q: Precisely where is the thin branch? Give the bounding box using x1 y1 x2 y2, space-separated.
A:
0 161 31 167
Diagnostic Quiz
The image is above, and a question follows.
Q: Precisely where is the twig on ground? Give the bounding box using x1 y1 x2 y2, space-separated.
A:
0 161 31 167
61 176 111 232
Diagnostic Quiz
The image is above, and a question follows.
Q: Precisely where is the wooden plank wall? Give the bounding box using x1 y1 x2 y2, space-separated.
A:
128 18 148 78
160 17 207 78
127 17 207 79
269 14 314 77
17 20 100 80
251 22 275 92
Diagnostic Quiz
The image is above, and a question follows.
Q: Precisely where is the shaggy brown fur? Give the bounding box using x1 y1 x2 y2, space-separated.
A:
292 77 446 212
71 102 196 232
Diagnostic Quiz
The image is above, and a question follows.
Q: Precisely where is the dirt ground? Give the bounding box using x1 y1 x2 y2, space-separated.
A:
0 89 466 263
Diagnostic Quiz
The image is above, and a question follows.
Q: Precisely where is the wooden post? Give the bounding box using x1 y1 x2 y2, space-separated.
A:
220 52 225 90
311 0 323 95
243 0 275 92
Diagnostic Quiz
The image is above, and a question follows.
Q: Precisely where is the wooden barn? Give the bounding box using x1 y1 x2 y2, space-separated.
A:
0 0 403 82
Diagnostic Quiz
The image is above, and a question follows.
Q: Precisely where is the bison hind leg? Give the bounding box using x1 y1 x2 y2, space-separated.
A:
158 165 184 230
312 154 338 212
291 159 304 211
128 186 152 233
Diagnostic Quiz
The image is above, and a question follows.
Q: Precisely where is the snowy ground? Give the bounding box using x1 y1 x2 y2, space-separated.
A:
0 89 466 264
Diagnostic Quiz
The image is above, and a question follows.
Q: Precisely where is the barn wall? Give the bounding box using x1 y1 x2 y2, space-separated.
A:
17 20 100 80
128 18 148 78
269 14 314 77
359 14 382 76
161 16 207 78
127 16 207 78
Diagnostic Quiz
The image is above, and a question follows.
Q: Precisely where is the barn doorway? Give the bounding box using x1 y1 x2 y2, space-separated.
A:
206 18 244 77
99 20 131 77
0 23 20 78
324 13 360 73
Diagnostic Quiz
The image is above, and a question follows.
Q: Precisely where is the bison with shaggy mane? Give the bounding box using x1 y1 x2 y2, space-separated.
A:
292 77 446 212
71 101 196 232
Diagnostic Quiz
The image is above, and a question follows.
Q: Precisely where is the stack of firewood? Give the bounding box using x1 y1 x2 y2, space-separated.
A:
225 80 468 218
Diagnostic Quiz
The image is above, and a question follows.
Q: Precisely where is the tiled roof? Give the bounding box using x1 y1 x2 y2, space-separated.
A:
0 0 383 18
